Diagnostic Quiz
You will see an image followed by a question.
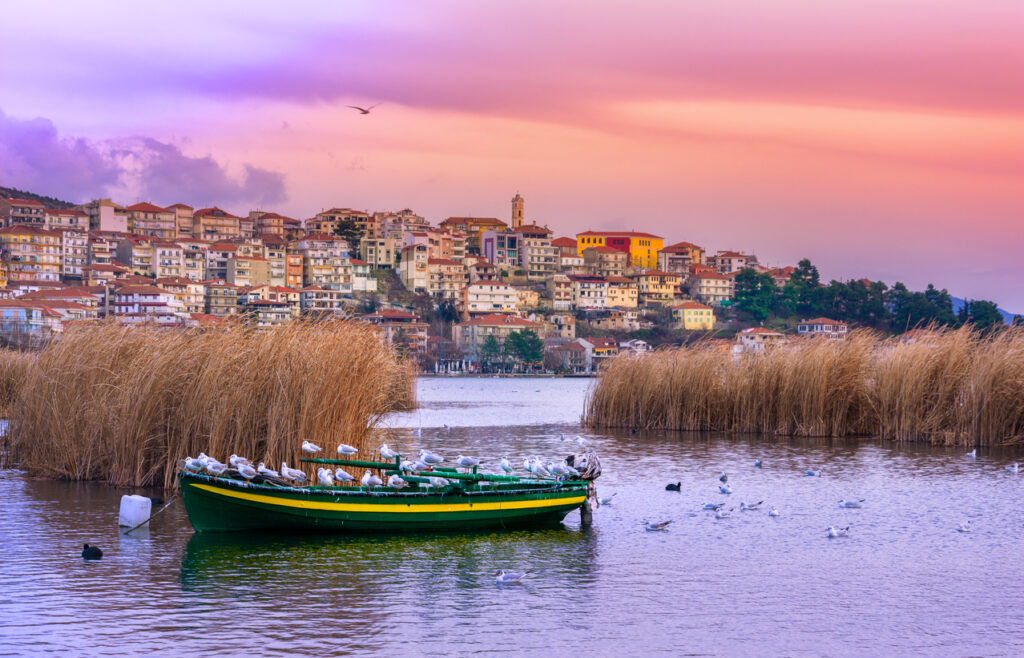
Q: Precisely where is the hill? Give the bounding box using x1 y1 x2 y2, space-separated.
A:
0 185 77 210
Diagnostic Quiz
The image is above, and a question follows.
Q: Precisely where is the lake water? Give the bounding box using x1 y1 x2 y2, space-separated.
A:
2 376 1023 656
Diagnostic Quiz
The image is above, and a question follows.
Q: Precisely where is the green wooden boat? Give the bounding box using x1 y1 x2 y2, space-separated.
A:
179 457 591 533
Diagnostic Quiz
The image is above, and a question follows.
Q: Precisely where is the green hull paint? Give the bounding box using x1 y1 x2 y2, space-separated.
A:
179 472 588 533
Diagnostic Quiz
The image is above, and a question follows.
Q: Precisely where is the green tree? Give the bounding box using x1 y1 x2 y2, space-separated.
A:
504 329 544 367
959 299 1003 332
479 335 501 370
733 268 778 322
332 218 363 258
779 258 822 317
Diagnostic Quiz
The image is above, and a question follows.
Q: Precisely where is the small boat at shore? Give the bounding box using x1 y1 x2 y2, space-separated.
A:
179 456 592 533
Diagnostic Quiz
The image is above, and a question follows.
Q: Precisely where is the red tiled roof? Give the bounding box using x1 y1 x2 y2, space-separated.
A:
661 241 702 252
671 301 712 310
350 259 369 265
585 245 624 254
741 327 785 336
798 317 846 326
577 230 663 239
82 263 129 272
551 237 577 247
605 276 635 284
208 242 238 251
125 202 171 213
2 198 45 207
19 288 102 301
194 207 240 219
167 203 193 209
46 208 87 216
0 224 59 236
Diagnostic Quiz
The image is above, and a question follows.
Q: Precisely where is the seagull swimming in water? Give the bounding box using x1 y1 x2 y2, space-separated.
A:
575 436 589 449
380 444 399 461
495 569 527 584
719 484 732 495
965 449 976 459
334 468 355 483
719 472 728 483
839 499 866 508
643 519 672 531
337 443 358 456
1006 462 1020 474
768 506 780 517
257 462 279 479
362 470 383 489
301 441 322 454
702 502 725 510
714 508 732 520
805 469 820 477
599 493 617 506
957 521 972 533
754 459 762 468
740 501 763 511
347 103 381 115
827 525 850 538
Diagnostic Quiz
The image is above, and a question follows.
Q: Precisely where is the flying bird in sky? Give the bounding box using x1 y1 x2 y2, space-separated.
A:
347 103 381 114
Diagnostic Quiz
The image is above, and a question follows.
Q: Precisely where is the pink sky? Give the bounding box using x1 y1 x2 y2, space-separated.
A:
1 1 1022 309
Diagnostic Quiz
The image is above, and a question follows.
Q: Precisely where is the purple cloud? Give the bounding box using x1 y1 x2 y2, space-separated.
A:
0 108 286 207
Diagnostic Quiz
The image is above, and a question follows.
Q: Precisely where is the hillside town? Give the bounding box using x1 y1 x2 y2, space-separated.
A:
0 191 997 372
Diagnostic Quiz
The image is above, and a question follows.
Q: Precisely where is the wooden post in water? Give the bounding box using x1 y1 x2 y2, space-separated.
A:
580 482 596 526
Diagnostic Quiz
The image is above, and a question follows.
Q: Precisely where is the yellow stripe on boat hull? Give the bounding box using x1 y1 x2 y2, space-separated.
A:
190 483 585 514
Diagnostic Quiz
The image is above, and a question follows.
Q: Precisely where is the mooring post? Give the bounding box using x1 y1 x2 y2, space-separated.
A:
580 481 596 526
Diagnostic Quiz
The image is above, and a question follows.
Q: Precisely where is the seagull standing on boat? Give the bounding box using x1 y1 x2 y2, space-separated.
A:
205 460 228 476
827 526 850 538
185 457 204 472
257 462 279 478
495 569 527 584
380 444 399 461
387 474 407 488
529 460 552 478
427 476 450 487
337 443 358 456
281 462 306 482
229 454 251 468
334 468 355 483
362 470 383 489
500 457 513 474
839 499 865 508
420 449 444 466
317 468 334 486
456 455 481 468
302 441 322 454
237 463 257 480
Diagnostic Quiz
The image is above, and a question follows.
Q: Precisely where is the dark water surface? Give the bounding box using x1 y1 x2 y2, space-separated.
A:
2 376 1023 656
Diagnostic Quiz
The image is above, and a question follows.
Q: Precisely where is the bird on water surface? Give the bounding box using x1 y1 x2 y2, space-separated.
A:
495 569 527 584
644 520 673 531
665 482 681 492
827 526 850 538
82 544 102 559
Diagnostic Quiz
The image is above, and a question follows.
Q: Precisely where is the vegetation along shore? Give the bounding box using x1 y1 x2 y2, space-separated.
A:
585 326 1024 447
0 322 416 488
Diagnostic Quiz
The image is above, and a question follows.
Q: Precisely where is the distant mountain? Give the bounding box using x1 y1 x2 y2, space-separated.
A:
951 296 1018 325
0 185 77 210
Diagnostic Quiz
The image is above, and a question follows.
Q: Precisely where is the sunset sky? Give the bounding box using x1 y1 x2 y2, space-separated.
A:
1 1 1021 309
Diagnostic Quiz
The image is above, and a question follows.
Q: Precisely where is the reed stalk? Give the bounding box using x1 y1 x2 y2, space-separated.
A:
585 327 1024 446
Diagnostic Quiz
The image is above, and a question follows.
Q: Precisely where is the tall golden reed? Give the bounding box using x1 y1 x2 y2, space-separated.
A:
0 321 417 488
585 327 1024 446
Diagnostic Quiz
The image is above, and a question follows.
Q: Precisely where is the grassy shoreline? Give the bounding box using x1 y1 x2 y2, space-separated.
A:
0 322 416 488
584 327 1024 447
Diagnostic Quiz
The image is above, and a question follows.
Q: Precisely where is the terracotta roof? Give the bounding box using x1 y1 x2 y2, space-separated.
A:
576 230 663 239
587 337 618 349
551 237 577 247
661 241 703 252
208 242 238 251
740 327 785 336
82 263 129 272
167 203 193 210
194 206 240 219
639 270 678 277
0 225 59 236
2 198 45 207
350 259 368 265
585 245 625 254
694 271 728 280
715 250 748 258
515 223 552 237
46 208 87 216
671 301 712 310
605 276 635 284
798 317 846 326
125 202 171 213
19 288 102 301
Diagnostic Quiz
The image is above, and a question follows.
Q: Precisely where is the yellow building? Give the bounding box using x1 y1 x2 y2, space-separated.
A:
0 225 62 282
670 301 716 330
575 231 663 269
605 276 638 308
636 270 680 305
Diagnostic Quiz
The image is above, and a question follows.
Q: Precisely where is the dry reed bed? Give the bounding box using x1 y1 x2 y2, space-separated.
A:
585 327 1024 446
0 322 417 488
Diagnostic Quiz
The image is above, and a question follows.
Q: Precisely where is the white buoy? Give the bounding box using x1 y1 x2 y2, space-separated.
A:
118 494 152 528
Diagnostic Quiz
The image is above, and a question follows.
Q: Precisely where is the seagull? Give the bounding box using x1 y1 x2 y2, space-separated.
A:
205 461 228 476
575 436 588 448
740 501 763 511
427 476 450 487
665 482 681 492
719 472 728 483
957 521 972 533
1006 462 1020 474
522 458 532 472
839 499 866 508
412 427 422 436
495 569 527 584
500 457 513 473
529 460 551 478
380 444 399 461
702 502 725 510
827 525 850 538
387 474 407 488
410 459 430 471
965 449 976 459
548 462 569 477
719 484 732 495
257 462 279 479
281 462 306 482
599 493 617 506
301 441 322 454
237 463 257 480
334 468 355 483
805 469 820 477
563 462 581 477
229 454 251 468
456 455 481 468
643 519 672 531
714 508 731 520
768 506 780 517
82 544 103 559
754 460 762 468
347 103 381 115
317 468 334 486
362 470 383 489
185 457 204 472
420 449 444 465
337 443 358 456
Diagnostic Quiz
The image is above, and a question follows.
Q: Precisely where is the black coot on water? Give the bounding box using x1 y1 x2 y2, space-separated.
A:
82 544 102 559
665 482 681 492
